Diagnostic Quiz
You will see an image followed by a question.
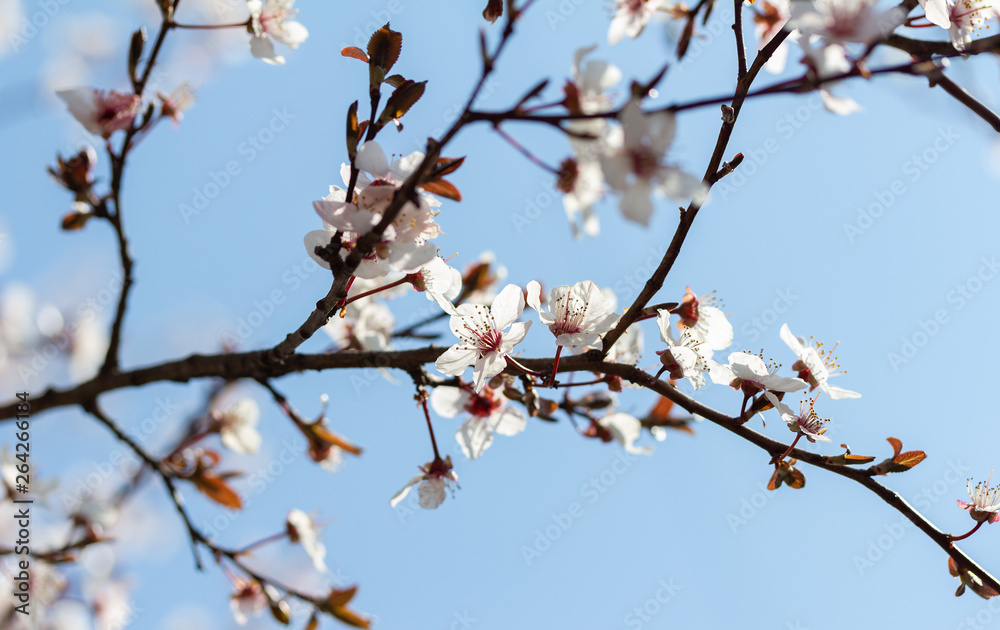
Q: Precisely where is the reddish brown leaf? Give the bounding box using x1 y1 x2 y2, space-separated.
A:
305 613 319 630
376 80 426 132
61 211 92 231
893 450 927 469
427 156 466 181
483 0 503 23
949 557 960 577
383 74 407 88
420 179 461 201
887 437 903 457
648 396 675 422
311 424 363 456
366 24 401 73
341 46 369 63
346 101 360 162
191 471 242 509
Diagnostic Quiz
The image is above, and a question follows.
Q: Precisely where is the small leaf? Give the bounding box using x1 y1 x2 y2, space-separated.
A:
893 450 927 470
887 437 903 457
269 598 292 625
383 74 407 88
310 423 363 456
346 101 360 163
483 0 503 23
375 80 426 132
305 612 319 630
323 586 371 629
128 27 147 85
419 179 461 201
676 16 696 60
341 46 369 63
367 23 402 73
191 471 242 509
427 156 465 181
61 210 93 231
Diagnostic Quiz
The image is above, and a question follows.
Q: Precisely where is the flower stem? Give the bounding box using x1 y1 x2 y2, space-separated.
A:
771 433 802 464
545 346 564 387
950 520 986 543
341 276 409 307
170 19 252 29
419 391 441 461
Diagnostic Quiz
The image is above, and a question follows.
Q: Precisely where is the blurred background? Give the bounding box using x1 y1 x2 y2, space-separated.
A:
2 0 1000 628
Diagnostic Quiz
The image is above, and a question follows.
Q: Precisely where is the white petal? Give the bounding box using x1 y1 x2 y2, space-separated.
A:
490 284 525 330
456 417 494 459
417 478 447 509
435 345 479 377
429 386 466 418
492 406 527 436
356 141 390 177
390 474 424 507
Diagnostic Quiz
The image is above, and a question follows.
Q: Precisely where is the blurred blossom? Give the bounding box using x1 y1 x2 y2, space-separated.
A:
68 316 109 382
286 509 327 572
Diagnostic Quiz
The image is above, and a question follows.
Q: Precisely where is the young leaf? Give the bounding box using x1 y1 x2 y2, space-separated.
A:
346 101 360 163
375 80 426 132
419 179 461 202
367 23 402 74
191 471 243 509
341 46 369 63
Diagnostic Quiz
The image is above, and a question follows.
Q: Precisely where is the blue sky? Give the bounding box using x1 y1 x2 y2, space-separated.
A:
3 0 1000 628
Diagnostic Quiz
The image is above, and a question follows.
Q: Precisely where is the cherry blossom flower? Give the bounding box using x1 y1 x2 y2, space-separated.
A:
409 256 463 315
609 0 668 44
709 351 808 410
673 286 733 352
566 45 622 115
753 0 792 73
656 309 711 389
390 456 459 509
957 476 1000 523
211 398 262 455
600 100 707 226
607 324 643 365
789 0 905 44
780 323 860 400
307 180 441 279
229 579 269 625
323 300 395 353
286 508 327 572
435 284 532 393
56 88 141 138
796 37 862 115
67 316 108 383
587 412 653 455
526 280 619 351
157 83 196 126
947 0 998 52
920 0 952 27
248 0 308 65
776 398 831 443
431 384 527 459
